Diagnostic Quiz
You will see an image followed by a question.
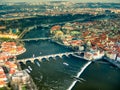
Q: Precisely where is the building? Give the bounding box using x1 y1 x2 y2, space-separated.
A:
11 70 30 85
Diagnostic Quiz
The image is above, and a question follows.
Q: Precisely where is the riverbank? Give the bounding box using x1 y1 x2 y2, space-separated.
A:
50 38 120 69
50 39 73 49
18 26 37 39
104 57 120 69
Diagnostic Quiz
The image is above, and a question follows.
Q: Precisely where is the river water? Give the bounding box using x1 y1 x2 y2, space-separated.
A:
17 26 120 90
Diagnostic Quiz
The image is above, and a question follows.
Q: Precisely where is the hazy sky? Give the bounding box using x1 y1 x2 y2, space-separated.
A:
2 0 120 3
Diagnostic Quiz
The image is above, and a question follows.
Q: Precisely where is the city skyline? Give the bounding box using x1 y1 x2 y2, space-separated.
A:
1 0 120 3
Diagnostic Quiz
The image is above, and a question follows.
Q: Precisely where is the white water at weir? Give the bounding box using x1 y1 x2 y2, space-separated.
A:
67 61 92 90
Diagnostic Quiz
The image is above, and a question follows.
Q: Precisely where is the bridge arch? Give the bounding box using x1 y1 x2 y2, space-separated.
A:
34 59 41 67
54 55 62 58
34 59 39 62
41 58 47 62
63 54 69 57
48 57 54 60
55 56 61 59
19 62 25 66
26 60 32 65
18 61 28 70
34 59 40 63
68 53 73 57
61 54 69 58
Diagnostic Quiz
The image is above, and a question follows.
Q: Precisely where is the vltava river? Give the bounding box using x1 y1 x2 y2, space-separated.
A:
17 26 120 90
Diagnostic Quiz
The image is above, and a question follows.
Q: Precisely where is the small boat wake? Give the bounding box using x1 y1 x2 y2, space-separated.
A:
63 62 69 66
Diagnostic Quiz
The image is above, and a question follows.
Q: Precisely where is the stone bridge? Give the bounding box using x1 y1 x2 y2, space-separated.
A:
17 52 81 64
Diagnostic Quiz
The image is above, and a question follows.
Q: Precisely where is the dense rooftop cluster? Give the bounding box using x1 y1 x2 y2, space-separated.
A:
0 61 18 88
50 20 120 60
0 41 26 62
0 41 28 89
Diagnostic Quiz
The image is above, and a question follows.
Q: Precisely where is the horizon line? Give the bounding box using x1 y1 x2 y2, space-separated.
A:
1 0 120 3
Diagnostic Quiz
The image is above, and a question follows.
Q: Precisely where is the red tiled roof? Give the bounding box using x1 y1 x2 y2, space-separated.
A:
51 25 61 31
0 81 6 85
9 68 16 74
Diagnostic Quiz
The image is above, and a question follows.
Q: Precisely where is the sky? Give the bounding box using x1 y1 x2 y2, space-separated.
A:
1 0 120 3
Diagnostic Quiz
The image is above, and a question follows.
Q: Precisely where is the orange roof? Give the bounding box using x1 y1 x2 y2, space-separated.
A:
51 25 61 31
0 75 6 78
93 53 97 55
17 46 23 51
9 68 16 74
0 71 5 74
117 48 120 53
109 37 117 42
5 61 17 68
82 31 90 37
0 81 6 85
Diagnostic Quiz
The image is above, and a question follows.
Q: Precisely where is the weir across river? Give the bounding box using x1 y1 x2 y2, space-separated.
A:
67 61 92 90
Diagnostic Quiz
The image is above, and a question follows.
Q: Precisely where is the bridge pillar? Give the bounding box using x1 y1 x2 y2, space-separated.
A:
19 60 25 65
24 60 27 64
38 59 41 62
46 58 49 61
59 55 62 58
37 58 42 62
52 57 56 60
65 54 69 57
31 60 34 64
23 61 26 64
31 58 34 61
